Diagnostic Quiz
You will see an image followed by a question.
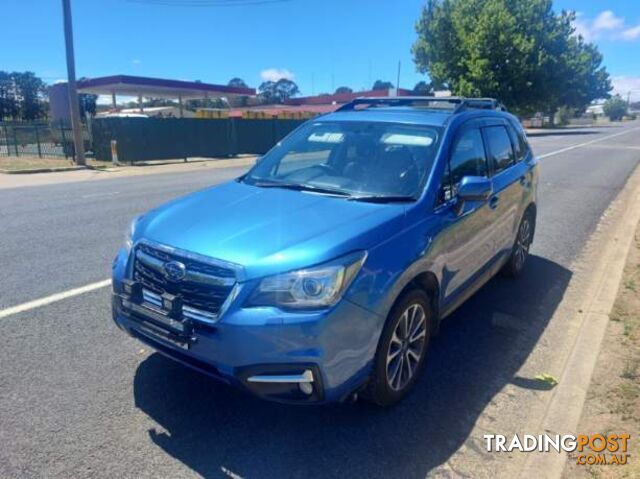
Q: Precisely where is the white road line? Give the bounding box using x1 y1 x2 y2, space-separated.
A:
537 126 640 159
81 191 120 199
0 279 111 320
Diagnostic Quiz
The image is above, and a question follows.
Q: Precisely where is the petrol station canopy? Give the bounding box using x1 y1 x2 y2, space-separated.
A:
77 74 255 100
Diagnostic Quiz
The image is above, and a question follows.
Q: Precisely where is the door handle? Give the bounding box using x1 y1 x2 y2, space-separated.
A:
489 195 499 209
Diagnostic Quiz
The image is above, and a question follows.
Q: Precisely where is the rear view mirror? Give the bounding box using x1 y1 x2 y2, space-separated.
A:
457 176 493 202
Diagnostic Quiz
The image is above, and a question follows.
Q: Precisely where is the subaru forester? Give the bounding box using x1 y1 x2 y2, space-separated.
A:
112 97 538 406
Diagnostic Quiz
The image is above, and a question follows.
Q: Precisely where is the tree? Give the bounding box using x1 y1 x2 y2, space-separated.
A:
0 71 18 120
186 97 227 110
258 79 300 103
274 78 299 102
413 80 434 95
554 105 573 126
412 0 611 115
75 78 97 119
12 71 47 120
372 80 394 90
12 72 46 120
144 97 178 107
228 77 248 89
603 95 628 121
0 71 50 120
335 86 353 94
78 93 97 119
556 40 611 114
258 81 277 103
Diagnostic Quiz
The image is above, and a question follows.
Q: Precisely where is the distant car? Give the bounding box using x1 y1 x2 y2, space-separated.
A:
112 97 538 406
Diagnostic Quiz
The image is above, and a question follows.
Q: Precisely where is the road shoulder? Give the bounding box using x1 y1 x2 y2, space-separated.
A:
562 219 640 478
520 162 640 477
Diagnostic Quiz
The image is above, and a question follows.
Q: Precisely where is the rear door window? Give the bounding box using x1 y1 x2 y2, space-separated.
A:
484 126 515 174
507 124 528 163
508 120 530 162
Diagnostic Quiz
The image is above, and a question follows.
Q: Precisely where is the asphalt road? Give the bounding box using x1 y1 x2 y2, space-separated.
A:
1 122 639 478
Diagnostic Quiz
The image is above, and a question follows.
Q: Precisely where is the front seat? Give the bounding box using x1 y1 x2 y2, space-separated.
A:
365 145 419 195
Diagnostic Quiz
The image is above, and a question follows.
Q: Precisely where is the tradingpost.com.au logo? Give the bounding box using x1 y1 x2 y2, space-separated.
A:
484 434 631 466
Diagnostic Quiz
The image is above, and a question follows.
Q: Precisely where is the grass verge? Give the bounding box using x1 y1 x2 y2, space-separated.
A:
563 223 640 478
0 156 109 172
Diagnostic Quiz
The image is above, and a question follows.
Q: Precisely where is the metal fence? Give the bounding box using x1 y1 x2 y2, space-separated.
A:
92 117 307 163
1 117 307 164
0 121 90 160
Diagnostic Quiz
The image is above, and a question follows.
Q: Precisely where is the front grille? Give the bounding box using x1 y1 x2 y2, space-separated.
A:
133 241 236 320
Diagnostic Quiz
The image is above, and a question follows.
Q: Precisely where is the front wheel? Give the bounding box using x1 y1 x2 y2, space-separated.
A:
364 289 432 407
502 209 534 277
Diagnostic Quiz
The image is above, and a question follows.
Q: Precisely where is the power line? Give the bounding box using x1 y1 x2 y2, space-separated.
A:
125 0 293 6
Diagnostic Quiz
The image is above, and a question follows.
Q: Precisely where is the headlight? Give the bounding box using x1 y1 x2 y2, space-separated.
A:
124 216 141 253
248 251 367 309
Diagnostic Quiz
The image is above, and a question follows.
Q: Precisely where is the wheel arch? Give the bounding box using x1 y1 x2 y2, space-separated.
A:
392 271 441 335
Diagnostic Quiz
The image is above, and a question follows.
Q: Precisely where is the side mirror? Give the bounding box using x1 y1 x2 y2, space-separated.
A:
457 176 493 202
254 156 263 164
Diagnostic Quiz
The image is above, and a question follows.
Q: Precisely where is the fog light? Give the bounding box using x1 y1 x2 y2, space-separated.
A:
299 381 313 395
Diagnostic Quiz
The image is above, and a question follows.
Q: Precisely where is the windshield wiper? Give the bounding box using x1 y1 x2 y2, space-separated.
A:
249 179 415 202
347 195 416 203
250 180 352 197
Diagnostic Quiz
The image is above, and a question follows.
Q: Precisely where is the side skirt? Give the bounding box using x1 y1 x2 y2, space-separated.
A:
439 253 510 321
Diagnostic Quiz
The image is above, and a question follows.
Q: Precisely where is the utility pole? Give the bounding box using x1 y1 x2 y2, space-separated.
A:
61 0 86 165
396 61 401 95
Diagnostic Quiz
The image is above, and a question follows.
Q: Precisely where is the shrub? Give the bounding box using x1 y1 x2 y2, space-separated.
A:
555 106 573 126
603 95 628 121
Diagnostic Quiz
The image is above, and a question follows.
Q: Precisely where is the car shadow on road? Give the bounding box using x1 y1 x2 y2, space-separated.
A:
133 254 571 479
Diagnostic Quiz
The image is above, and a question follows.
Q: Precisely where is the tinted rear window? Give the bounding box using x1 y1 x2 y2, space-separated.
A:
509 120 529 162
484 126 514 174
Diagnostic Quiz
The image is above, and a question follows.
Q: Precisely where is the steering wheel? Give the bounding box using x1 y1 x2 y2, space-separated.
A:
314 163 340 176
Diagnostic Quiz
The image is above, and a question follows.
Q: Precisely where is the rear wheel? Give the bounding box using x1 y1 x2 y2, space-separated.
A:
502 209 534 277
364 289 432 407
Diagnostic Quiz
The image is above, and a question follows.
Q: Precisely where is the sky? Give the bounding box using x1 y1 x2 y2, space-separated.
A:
1 0 640 101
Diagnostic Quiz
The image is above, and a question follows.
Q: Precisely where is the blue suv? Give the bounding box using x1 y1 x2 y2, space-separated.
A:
112 97 538 406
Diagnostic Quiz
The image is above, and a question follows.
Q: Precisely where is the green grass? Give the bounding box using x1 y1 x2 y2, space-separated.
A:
0 156 109 172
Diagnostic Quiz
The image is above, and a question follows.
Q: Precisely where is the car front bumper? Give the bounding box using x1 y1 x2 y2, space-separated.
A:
111 250 382 404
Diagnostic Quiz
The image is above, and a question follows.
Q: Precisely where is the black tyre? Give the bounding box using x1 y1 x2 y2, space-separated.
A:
502 209 535 277
364 289 432 407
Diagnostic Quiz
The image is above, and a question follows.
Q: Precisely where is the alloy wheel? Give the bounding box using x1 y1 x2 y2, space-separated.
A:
514 216 532 271
386 303 427 391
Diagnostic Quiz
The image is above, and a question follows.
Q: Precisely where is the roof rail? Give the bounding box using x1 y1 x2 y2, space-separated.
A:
335 96 506 113
454 98 506 112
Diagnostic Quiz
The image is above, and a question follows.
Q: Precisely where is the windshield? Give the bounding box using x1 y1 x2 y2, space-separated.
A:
242 121 442 200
